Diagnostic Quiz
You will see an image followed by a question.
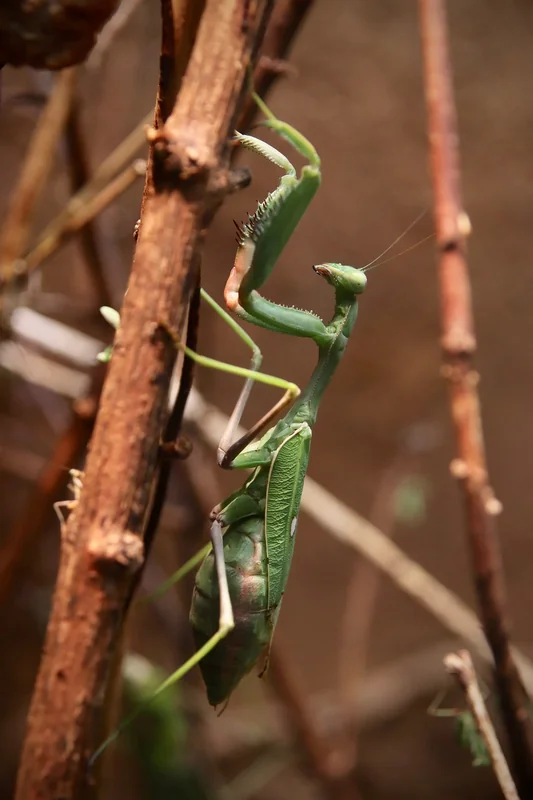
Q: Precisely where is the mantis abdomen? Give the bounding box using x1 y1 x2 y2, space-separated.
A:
190 516 274 706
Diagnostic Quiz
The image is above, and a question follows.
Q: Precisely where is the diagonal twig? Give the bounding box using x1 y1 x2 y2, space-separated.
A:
445 651 520 800
0 69 77 297
418 0 533 792
239 0 315 130
63 97 115 307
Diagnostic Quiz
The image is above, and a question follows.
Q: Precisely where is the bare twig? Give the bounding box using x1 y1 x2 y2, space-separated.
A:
14 2 273 797
419 0 533 791
23 159 146 275
0 69 77 292
64 98 114 307
445 651 520 800
268 646 359 800
88 0 145 69
0 382 102 608
239 0 315 130
9 110 151 287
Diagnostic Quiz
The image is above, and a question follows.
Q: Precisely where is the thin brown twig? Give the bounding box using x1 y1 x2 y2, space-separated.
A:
14 2 272 797
0 382 102 608
5 110 152 291
418 0 533 792
267 645 360 800
87 0 145 69
0 69 77 293
239 0 315 130
64 97 114 307
445 651 520 800
23 159 146 275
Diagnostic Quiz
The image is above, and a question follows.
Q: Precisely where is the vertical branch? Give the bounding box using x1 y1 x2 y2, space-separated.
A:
418 0 533 792
14 2 272 798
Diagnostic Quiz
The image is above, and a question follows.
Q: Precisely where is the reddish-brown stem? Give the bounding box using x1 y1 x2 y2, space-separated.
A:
419 0 533 792
239 0 315 130
14 2 272 797
268 645 360 800
64 97 114 307
0 69 77 295
0 382 101 608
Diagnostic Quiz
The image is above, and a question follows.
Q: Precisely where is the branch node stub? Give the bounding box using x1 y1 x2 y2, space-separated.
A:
88 529 144 574
441 330 476 356
483 489 503 516
450 458 469 479
214 166 252 197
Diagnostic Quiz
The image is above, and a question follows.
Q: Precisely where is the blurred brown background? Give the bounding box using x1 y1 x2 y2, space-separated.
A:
1 1 533 797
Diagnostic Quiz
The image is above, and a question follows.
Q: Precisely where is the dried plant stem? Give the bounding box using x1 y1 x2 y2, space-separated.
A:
268 646 359 800
445 651 520 800
0 69 77 292
24 159 146 274
239 0 315 130
64 98 114 307
10 110 151 285
14 2 272 797
0 386 101 608
418 0 533 791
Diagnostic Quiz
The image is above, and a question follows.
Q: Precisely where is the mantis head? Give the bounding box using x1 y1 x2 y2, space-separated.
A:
313 263 367 295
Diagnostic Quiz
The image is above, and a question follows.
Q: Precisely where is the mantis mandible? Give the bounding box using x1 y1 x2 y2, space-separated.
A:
93 92 416 756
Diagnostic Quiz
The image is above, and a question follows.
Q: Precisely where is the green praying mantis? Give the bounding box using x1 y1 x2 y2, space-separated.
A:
92 92 424 757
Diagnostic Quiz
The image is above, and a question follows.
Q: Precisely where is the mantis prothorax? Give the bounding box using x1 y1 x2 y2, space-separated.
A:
92 93 427 758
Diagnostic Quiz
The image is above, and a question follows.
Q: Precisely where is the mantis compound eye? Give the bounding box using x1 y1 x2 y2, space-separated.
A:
313 263 367 294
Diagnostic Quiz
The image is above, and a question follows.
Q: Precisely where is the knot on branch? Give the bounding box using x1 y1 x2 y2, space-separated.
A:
88 529 144 575
147 124 215 189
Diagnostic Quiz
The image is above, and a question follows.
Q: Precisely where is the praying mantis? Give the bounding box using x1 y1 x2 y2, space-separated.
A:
92 92 415 755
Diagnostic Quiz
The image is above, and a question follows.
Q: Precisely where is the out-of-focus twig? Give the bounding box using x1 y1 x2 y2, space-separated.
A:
419 0 533 792
445 651 520 800
64 98 114 307
23 159 146 275
0 69 77 294
268 646 359 800
238 0 315 130
88 0 145 69
5 110 151 291
14 2 273 796
0 382 102 608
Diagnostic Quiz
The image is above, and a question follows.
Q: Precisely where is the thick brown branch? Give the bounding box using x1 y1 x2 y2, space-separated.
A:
14 2 271 797
419 0 533 792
